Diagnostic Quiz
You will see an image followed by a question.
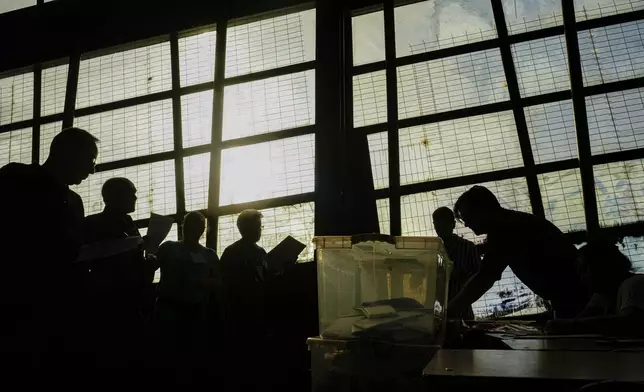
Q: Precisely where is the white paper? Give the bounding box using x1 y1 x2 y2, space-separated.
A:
76 236 144 263
146 213 174 254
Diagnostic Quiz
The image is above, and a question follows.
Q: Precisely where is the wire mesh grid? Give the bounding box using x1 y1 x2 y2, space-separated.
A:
178 30 217 87
181 90 213 147
575 0 644 22
399 111 523 185
525 100 577 164
74 100 174 164
397 48 509 120
512 35 570 97
0 127 32 166
219 133 314 206
352 11 385 66
618 236 644 273
538 169 586 232
594 158 644 227
367 131 389 190
72 160 176 220
184 152 210 212
41 63 68 117
503 0 563 35
217 202 315 261
76 42 172 109
587 87 644 156
222 70 315 141
225 9 315 78
579 20 644 87
0 71 34 126
376 198 390 235
39 121 63 164
353 71 387 128
394 1 497 58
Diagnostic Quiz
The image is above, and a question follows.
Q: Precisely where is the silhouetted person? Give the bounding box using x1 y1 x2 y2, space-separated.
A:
547 241 644 336
156 212 220 356
433 207 480 319
83 177 157 361
0 127 98 365
449 186 589 318
220 209 268 338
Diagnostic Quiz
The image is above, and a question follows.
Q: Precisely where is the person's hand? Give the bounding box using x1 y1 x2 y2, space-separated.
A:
545 319 578 335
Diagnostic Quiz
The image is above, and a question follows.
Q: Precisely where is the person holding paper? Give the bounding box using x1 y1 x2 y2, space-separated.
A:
155 211 220 355
84 177 158 360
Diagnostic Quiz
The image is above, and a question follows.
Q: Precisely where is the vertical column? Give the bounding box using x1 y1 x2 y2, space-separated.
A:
561 0 599 234
491 0 544 218
32 63 42 164
62 52 80 129
170 32 186 238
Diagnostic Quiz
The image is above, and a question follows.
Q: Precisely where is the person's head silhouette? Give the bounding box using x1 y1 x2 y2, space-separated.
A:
45 127 99 186
183 211 206 244
432 207 456 239
454 185 501 235
578 240 633 295
102 178 137 215
237 209 263 244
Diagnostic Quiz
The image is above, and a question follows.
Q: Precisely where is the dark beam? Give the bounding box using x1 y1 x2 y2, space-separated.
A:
216 193 315 216
223 61 315 86
170 32 186 234
62 53 80 128
32 63 42 164
74 90 173 118
400 167 527 196
220 125 315 150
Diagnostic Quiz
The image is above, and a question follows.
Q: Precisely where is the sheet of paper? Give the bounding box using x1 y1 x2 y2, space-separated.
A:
146 213 174 254
76 236 144 263
266 235 306 271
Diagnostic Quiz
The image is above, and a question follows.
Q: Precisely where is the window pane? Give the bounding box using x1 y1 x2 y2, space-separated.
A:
0 127 32 166
217 202 315 262
353 71 387 128
39 121 63 163
377 198 390 235
512 36 569 97
179 30 216 87
503 0 563 35
594 159 644 227
397 49 508 119
399 111 522 185
42 63 68 117
182 90 213 147
76 42 172 108
526 100 577 164
73 160 176 220
0 72 34 126
587 88 644 156
539 169 586 233
225 9 316 78
352 11 385 66
219 134 314 205
575 0 644 21
394 0 496 58
184 153 210 212
368 131 389 190
223 70 315 141
579 21 644 87
0 0 35 14
618 236 644 273
474 268 548 319
74 100 174 164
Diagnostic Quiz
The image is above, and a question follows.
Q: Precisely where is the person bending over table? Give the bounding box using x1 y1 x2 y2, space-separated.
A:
546 241 644 336
448 186 590 319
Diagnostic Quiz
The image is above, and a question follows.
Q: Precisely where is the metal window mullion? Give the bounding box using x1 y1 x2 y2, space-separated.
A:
562 0 599 235
62 53 80 129
384 0 401 236
32 63 42 164
206 21 227 251
491 0 544 218
170 32 186 238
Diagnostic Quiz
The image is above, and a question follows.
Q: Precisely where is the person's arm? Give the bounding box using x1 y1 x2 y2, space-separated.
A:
447 250 506 312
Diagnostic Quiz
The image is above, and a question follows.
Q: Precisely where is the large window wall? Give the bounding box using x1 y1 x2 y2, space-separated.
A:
351 0 644 319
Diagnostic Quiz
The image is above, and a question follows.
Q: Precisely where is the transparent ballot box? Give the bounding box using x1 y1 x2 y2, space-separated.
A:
314 235 452 343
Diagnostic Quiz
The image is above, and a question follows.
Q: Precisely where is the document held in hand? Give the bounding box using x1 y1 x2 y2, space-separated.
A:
77 236 144 263
146 213 174 254
266 235 307 271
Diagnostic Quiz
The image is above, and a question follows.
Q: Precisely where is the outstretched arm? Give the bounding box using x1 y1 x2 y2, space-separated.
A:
448 271 496 312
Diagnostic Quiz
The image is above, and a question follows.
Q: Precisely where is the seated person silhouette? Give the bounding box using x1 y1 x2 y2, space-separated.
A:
433 207 480 320
220 209 268 337
0 127 98 361
156 211 220 354
448 186 589 318
547 241 644 336
84 177 157 357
